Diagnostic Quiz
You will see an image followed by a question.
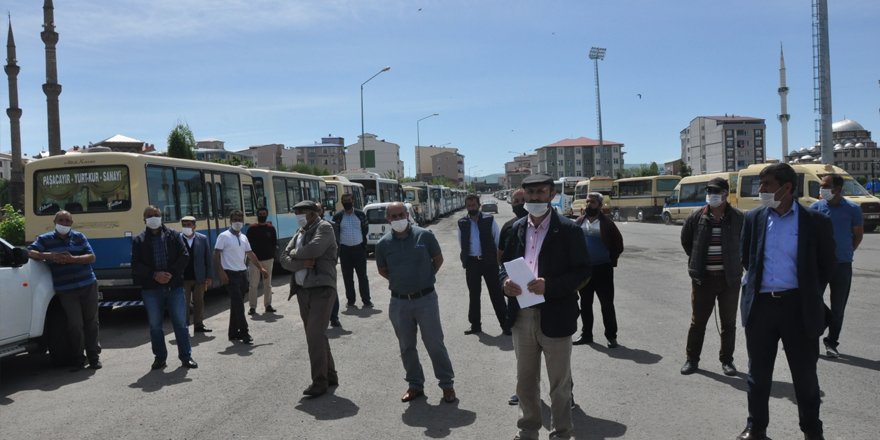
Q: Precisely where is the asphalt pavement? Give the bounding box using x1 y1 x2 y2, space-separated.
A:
1 198 878 439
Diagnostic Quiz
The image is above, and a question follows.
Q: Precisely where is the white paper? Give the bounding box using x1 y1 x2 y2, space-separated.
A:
503 257 546 309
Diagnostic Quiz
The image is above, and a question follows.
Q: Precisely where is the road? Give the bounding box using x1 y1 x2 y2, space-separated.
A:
2 199 878 439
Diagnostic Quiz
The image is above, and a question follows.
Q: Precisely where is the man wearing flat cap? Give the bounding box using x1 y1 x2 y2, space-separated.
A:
180 215 213 333
280 200 339 397
499 174 591 440
680 176 743 376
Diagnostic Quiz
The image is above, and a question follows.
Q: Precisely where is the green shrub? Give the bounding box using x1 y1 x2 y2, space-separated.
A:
0 204 26 245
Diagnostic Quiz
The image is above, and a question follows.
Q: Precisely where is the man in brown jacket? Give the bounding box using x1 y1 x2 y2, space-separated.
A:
280 200 339 397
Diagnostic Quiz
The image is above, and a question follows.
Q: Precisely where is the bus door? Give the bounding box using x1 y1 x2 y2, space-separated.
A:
203 171 227 245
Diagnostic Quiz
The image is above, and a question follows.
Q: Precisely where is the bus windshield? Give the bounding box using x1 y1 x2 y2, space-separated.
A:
33 166 131 215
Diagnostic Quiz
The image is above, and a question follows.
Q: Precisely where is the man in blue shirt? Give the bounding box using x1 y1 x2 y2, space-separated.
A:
810 174 863 358
28 210 101 370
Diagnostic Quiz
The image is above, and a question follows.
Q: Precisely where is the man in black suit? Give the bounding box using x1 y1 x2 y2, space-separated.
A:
499 174 591 440
737 163 836 440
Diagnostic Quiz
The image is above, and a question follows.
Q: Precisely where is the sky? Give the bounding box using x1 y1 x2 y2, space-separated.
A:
0 0 878 178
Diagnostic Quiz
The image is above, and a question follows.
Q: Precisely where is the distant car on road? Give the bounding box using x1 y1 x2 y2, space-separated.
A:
481 200 499 214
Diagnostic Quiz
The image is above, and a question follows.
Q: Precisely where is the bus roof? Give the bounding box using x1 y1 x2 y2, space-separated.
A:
614 175 681 183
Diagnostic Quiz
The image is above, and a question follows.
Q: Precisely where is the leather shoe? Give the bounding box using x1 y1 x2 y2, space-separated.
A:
330 319 341 328
804 432 825 440
442 388 457 403
265 305 277 313
248 308 256 315
722 362 738 376
303 384 327 397
240 335 253 344
88 359 102 370
401 387 424 402
362 301 374 308
680 360 698 375
181 358 199 369
151 358 167 370
328 373 339 387
464 327 482 335
194 325 212 333
508 394 519 405
573 335 593 345
736 427 768 440
607 338 619 348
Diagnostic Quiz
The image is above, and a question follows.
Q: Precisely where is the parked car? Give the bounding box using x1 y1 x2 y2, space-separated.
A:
481 200 499 214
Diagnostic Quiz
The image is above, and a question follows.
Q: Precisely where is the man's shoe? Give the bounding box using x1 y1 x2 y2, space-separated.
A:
464 326 482 335
824 342 839 358
303 384 327 397
328 373 339 387
722 362 738 376
330 319 341 328
194 325 212 333
248 308 256 315
442 388 457 403
181 358 198 369
401 387 424 402
151 358 167 370
607 338 619 348
362 301 374 308
804 432 825 440
240 335 254 344
680 360 698 375
265 305 277 313
508 394 519 405
346 301 356 308
228 335 241 341
736 427 768 440
88 359 103 370
572 335 593 345
502 327 512 336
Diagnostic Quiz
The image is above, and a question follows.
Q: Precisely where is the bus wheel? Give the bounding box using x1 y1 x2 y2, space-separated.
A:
662 212 672 225
612 209 621 222
636 210 645 222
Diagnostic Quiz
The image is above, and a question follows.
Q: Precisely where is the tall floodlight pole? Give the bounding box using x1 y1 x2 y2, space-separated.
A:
417 113 439 149
360 66 391 169
589 47 606 172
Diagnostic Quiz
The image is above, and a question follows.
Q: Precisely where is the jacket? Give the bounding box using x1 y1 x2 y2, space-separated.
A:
740 203 836 338
280 218 338 296
574 212 624 267
131 226 189 289
499 210 591 338
183 232 213 283
332 209 368 247
457 213 498 267
681 203 744 288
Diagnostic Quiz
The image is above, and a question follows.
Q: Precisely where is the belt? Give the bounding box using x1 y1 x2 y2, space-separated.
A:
763 289 798 298
224 269 248 274
391 287 434 300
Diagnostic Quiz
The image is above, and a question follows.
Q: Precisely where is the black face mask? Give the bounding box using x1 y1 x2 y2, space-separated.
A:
342 202 353 211
467 209 479 217
257 215 268 223
512 204 528 218
585 207 600 217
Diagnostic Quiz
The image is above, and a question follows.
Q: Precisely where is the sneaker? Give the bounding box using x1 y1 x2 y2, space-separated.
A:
825 342 839 358
607 338 619 348
265 305 277 313
88 359 103 370
248 308 256 315
330 319 341 328
721 362 738 376
362 301 374 308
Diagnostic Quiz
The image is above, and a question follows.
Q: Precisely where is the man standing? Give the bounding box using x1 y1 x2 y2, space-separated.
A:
573 192 623 348
332 193 372 308
737 163 835 440
27 210 101 370
131 206 198 370
376 202 456 404
214 210 268 345
180 216 213 333
679 178 743 376
246 207 278 315
458 194 507 335
811 174 863 358
280 201 339 397
499 175 591 440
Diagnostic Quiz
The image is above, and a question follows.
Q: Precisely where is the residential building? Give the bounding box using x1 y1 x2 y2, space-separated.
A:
239 144 295 170
194 139 249 162
664 158 684 176
0 152 11 180
784 118 879 181
536 137 624 179
415 145 460 180
680 115 766 175
430 151 464 184
295 135 346 174
344 133 403 178
504 153 537 188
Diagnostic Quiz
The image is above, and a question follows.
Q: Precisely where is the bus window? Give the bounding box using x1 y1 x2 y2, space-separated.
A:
146 165 180 222
176 168 205 219
679 183 704 203
33 165 130 215
326 185 338 206
273 177 287 213
656 179 679 193
619 180 650 197
243 184 256 216
253 177 266 209
303 180 320 203
405 190 416 202
286 179 302 207
221 173 242 216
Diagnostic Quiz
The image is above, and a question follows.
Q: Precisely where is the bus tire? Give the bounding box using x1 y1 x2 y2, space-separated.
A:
662 212 672 225
636 210 645 222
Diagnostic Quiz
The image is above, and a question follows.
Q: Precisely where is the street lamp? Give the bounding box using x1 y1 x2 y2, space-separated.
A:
360 66 391 169
417 113 439 149
588 47 606 172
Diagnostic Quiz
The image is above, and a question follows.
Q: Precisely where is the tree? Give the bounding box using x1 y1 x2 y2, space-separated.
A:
167 122 196 159
0 203 25 245
679 164 692 178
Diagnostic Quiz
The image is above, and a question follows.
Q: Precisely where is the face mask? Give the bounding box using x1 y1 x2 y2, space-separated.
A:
819 188 833 200
55 224 71 235
706 194 723 208
230 222 244 232
181 227 193 236
342 202 353 211
758 189 781 209
585 207 600 217
524 202 549 217
145 216 163 230
296 214 309 228
257 215 268 223
390 218 409 232
512 204 528 218
467 209 479 217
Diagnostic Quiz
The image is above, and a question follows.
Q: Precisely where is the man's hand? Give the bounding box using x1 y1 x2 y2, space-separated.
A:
526 278 546 296
260 267 269 279
154 271 172 284
503 278 522 297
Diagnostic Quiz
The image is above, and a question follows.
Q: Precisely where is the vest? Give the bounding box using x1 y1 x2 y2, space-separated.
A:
458 214 497 266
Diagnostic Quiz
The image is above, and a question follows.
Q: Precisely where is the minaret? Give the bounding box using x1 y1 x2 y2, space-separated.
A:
41 0 62 156
5 16 24 210
778 44 790 159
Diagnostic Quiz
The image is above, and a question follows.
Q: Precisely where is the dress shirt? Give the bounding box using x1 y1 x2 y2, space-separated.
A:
760 202 800 293
524 213 552 278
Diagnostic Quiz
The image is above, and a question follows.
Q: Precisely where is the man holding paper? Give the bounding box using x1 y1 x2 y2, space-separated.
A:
499 174 591 440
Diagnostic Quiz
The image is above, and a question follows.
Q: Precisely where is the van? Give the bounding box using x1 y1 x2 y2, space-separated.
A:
363 202 417 254
735 163 880 231
662 172 738 225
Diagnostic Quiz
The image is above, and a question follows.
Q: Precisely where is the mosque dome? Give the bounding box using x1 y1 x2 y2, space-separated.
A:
834 144 843 150
855 143 865 148
801 154 814 161
844 143 855 149
833 119 865 132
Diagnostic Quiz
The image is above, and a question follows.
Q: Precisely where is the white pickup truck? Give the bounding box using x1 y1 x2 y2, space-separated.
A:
0 237 72 363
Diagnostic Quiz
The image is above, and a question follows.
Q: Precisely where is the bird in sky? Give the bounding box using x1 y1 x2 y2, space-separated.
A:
637 93 642 99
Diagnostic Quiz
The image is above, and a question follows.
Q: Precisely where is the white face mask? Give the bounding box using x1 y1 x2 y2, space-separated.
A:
758 189 781 209
819 188 833 200
390 218 409 232
55 224 71 235
145 216 163 230
296 214 309 228
706 194 723 208
181 227 194 236
524 202 549 217
230 222 244 232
